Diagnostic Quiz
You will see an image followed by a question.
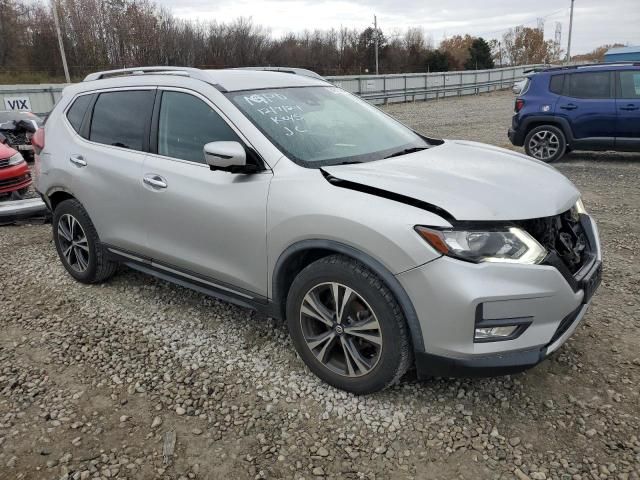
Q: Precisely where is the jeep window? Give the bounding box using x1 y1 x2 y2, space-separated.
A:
549 74 565 95
89 90 155 151
157 91 241 164
567 72 611 99
228 86 429 167
619 71 640 99
66 94 93 134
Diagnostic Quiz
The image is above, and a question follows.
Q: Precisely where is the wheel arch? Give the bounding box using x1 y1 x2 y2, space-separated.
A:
46 187 77 211
272 239 425 354
521 115 574 145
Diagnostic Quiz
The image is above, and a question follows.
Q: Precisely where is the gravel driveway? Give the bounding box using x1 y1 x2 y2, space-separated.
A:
1 90 639 480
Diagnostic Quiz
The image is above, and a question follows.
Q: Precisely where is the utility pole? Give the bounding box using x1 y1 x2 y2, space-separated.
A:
374 15 379 75
52 0 71 83
566 0 575 64
498 41 503 67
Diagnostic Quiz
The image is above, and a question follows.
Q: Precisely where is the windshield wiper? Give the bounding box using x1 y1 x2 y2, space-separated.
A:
383 146 429 159
335 160 363 165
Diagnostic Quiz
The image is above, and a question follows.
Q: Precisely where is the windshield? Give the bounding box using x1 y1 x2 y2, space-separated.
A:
227 86 429 167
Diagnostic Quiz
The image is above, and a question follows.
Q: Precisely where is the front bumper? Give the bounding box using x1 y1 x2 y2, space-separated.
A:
0 162 32 195
414 302 590 378
398 215 602 378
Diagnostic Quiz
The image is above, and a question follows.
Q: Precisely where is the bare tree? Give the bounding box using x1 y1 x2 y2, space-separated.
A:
4 0 548 82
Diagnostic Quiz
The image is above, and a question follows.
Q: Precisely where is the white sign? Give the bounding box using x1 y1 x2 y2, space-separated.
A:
4 96 32 111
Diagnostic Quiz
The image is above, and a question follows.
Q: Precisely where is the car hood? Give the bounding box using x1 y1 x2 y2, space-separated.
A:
0 142 17 159
322 140 580 222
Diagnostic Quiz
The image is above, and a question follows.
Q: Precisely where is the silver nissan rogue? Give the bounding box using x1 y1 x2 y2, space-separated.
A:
34 66 602 394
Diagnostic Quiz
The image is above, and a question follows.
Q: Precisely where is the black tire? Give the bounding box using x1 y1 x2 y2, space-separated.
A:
286 254 412 394
52 199 118 284
524 125 567 163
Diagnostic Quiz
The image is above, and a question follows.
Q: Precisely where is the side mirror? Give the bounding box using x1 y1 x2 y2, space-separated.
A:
204 141 248 172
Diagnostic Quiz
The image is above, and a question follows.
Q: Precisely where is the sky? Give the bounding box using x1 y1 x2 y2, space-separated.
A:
158 0 640 55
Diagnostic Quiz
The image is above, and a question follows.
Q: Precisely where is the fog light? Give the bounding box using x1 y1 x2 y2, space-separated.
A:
474 326 519 341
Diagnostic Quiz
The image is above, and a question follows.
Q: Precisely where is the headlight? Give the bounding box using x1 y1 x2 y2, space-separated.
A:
8 152 25 166
415 226 547 264
574 198 587 215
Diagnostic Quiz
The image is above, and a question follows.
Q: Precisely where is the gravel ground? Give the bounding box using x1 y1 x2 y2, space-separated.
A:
1 90 639 480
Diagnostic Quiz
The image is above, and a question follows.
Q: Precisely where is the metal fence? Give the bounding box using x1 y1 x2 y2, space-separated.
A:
325 65 542 104
0 65 542 116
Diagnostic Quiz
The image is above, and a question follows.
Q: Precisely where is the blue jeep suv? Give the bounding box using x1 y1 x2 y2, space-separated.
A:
508 63 640 162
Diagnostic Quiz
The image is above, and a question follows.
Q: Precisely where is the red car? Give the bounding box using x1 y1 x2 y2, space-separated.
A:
0 142 31 199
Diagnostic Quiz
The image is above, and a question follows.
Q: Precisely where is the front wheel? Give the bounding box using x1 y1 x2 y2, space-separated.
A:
524 125 567 163
286 255 412 394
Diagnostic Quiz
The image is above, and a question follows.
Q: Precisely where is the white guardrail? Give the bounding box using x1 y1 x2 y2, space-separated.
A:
325 65 542 104
0 65 542 115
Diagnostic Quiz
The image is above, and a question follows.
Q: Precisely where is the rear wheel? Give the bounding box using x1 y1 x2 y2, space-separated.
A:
524 125 566 163
52 199 118 283
286 255 412 394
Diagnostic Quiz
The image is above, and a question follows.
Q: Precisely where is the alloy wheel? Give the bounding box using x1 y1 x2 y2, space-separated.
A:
57 214 90 272
299 282 383 377
528 130 560 160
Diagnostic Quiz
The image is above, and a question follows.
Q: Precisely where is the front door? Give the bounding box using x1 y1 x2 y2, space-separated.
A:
615 69 640 149
140 89 272 297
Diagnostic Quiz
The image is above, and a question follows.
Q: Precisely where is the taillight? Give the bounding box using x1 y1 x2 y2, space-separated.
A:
515 99 525 113
32 128 45 153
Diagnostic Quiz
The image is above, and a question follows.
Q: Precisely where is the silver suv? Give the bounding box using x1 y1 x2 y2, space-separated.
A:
35 67 602 394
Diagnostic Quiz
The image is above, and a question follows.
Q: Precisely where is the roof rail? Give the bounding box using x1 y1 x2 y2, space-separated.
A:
531 61 640 73
233 66 325 81
83 66 212 82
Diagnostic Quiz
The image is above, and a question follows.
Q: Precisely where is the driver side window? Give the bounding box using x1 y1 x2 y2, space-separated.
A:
158 91 240 163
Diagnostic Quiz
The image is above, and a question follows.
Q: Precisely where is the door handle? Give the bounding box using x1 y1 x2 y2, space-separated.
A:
69 155 87 167
560 104 577 110
620 104 639 111
143 174 168 189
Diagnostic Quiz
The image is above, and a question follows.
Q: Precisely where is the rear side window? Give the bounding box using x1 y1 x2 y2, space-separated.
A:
619 71 640 99
89 90 155 151
66 95 93 134
567 72 611 99
157 91 240 163
549 74 565 95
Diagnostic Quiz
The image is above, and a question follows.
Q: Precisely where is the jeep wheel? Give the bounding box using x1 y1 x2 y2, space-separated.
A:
286 255 412 394
52 199 118 284
524 125 566 163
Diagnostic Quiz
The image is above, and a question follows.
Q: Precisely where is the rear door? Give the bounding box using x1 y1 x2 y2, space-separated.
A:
68 88 155 252
557 70 616 148
615 69 640 149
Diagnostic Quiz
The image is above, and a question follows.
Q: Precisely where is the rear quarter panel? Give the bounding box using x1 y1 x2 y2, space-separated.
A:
35 94 76 199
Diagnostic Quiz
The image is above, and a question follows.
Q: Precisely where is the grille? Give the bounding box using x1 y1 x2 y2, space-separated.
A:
0 173 30 188
0 158 9 168
517 207 590 275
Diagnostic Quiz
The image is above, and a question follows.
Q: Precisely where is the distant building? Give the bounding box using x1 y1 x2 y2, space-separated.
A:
604 46 640 62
